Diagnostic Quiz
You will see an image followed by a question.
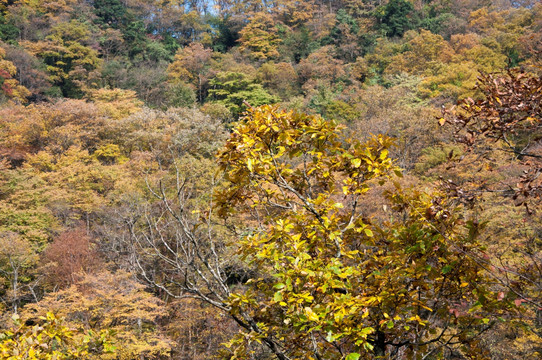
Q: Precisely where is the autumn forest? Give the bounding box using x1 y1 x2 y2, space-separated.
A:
0 0 541 359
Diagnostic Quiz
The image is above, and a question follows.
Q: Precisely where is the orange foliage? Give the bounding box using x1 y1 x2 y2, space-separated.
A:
42 226 102 288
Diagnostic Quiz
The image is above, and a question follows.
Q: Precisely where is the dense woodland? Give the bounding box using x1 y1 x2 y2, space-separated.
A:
0 0 541 358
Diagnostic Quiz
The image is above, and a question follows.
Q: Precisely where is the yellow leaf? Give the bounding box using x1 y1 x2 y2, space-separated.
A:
305 307 319 322
352 158 361 168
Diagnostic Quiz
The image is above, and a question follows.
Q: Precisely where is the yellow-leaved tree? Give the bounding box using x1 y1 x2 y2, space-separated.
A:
214 105 505 359
0 312 115 360
21 271 171 359
238 12 281 61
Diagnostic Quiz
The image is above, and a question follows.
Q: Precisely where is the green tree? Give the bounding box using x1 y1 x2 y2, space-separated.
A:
93 0 127 29
0 13 19 43
92 0 149 59
375 0 419 38
208 71 279 118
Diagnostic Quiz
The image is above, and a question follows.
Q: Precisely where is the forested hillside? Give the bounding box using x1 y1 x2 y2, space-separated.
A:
0 0 541 358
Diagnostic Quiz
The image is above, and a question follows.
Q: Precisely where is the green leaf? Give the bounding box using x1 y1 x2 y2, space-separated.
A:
387 320 394 329
345 353 361 360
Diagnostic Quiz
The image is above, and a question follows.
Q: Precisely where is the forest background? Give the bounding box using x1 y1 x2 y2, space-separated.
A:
0 0 541 358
